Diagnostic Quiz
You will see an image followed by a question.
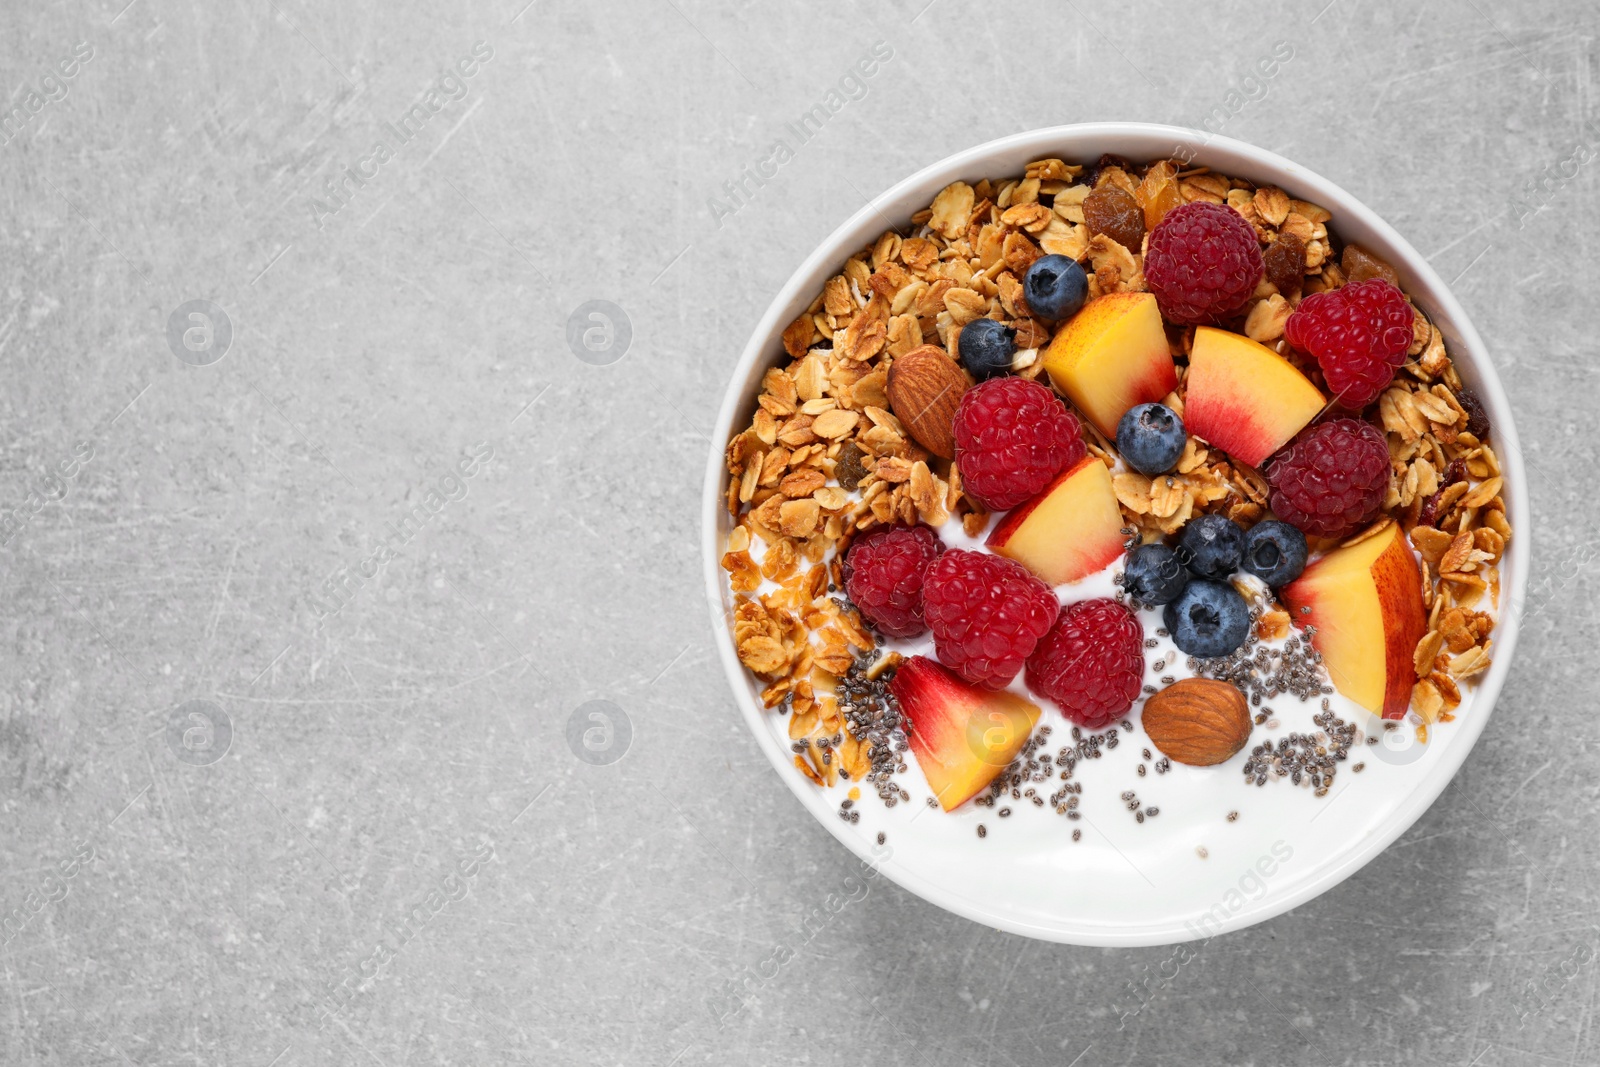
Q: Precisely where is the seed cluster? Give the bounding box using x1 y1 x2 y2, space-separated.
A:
1120 790 1160 823
1191 626 1331 707
976 725 1058 813
837 659 912 805
1241 707 1358 796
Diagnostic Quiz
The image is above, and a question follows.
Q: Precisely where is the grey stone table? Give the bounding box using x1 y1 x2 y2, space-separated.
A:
1 1 1595 1064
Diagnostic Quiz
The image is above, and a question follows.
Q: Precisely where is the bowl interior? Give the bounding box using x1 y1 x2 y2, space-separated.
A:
701 123 1529 946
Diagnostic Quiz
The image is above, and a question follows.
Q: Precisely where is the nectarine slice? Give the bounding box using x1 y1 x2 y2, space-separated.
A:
1042 292 1178 438
1281 522 1426 719
890 656 1041 811
987 457 1125 586
1185 327 1324 468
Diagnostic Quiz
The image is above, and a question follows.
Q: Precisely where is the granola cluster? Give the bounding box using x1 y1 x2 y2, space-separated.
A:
721 155 1511 783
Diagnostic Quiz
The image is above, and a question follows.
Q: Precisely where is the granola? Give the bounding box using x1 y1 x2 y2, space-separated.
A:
721 155 1511 792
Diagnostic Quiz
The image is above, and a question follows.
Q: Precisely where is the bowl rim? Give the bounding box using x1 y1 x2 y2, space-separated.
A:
699 122 1530 946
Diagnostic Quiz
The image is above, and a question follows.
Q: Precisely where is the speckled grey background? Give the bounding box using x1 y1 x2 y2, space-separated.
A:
1 0 1594 1064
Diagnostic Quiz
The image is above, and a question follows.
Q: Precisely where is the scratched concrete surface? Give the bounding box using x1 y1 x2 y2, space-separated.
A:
0 0 1595 1064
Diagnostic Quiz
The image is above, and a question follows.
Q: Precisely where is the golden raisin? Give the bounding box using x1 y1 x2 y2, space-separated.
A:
1263 233 1306 295
1341 243 1400 287
1083 185 1145 251
1135 160 1184 231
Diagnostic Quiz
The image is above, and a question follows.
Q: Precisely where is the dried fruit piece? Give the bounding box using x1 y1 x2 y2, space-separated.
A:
1457 388 1490 438
1341 244 1400 287
834 441 869 490
1263 233 1307 295
1083 185 1145 252
1141 679 1251 766
1135 160 1183 231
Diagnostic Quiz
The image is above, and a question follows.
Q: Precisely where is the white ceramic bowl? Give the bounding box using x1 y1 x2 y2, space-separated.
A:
701 123 1529 946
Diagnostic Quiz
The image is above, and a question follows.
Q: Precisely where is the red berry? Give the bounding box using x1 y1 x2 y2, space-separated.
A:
922 549 1058 689
1024 599 1146 730
1268 418 1391 539
953 378 1085 511
1284 278 1414 409
843 524 945 639
1145 202 1264 325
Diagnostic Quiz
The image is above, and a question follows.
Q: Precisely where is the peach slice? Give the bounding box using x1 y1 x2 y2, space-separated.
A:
1041 292 1178 438
1184 326 1324 467
890 656 1041 811
1281 521 1426 719
986 456 1125 586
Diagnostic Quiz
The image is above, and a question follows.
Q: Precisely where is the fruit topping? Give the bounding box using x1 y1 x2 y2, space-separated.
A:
1281 521 1425 719
1144 201 1264 325
957 317 1017 381
986 456 1125 586
1340 243 1400 287
1083 184 1145 251
952 377 1085 511
1183 326 1325 467
1238 519 1308 588
1134 160 1183 231
843 524 945 639
833 440 869 491
1021 254 1089 321
1122 543 1189 606
1116 402 1186 475
1268 418 1390 539
1040 292 1178 438
890 655 1041 811
1262 232 1306 295
1177 514 1244 581
1284 278 1414 410
1457 387 1489 438
921 549 1058 689
1164 578 1250 659
1024 598 1145 730
1141 678 1251 767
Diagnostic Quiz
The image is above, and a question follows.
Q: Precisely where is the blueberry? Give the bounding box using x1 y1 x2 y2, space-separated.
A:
1022 254 1089 321
1240 520 1308 587
1116 403 1187 475
1123 543 1189 605
957 318 1016 381
1163 579 1250 658
1177 514 1245 580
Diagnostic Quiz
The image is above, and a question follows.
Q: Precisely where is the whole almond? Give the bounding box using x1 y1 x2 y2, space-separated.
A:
885 344 971 459
1141 678 1251 767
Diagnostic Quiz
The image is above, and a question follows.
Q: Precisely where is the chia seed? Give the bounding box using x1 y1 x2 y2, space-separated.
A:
837 658 913 804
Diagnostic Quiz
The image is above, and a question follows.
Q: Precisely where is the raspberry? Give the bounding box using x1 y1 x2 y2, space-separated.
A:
952 378 1085 511
1145 201 1264 325
1268 418 1391 539
843 524 945 639
1284 278 1414 409
1024 599 1146 730
922 549 1058 689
